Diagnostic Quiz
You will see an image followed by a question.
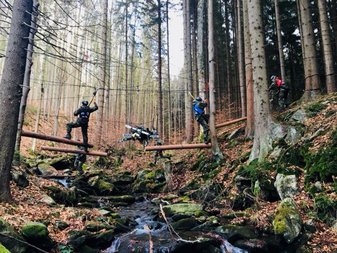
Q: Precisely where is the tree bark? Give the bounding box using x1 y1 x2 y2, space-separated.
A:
236 0 246 117
0 0 33 202
297 0 321 100
183 0 193 142
208 0 223 159
274 0 286 82
15 0 39 153
317 0 336 93
247 0 273 161
243 0 254 137
95 0 108 144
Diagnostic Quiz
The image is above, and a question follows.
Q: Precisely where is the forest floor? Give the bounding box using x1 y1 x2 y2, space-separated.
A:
1 95 337 253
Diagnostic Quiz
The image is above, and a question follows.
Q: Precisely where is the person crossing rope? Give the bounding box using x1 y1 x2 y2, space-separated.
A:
193 96 210 144
64 100 98 149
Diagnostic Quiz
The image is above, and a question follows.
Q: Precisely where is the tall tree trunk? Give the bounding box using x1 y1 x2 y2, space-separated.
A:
96 0 108 144
208 0 222 159
124 2 129 124
247 0 273 161
157 0 164 135
317 0 336 93
297 0 321 100
236 0 245 117
184 0 193 142
243 0 254 137
197 0 206 99
166 0 171 143
224 1 231 116
0 0 33 202
274 0 286 83
15 0 39 153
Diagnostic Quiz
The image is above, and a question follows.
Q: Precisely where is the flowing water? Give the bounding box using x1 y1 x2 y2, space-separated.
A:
103 200 247 253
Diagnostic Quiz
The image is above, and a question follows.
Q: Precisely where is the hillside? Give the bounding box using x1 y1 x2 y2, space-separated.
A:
1 94 337 253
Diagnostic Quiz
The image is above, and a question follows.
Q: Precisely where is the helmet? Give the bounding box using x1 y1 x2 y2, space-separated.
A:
82 100 88 106
195 97 202 102
270 75 276 81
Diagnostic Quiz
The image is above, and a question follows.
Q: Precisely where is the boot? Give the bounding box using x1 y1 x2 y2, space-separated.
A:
64 133 71 139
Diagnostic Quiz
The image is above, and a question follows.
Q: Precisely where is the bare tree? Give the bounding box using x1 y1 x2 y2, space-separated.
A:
208 0 222 159
15 0 39 153
297 0 320 100
0 0 33 202
237 0 245 117
247 0 273 161
183 0 193 142
95 0 108 144
243 0 254 137
274 0 286 82
317 0 336 93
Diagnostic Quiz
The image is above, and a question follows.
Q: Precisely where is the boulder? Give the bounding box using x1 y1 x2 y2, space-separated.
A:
272 198 302 243
162 203 204 217
88 176 114 195
36 163 59 176
11 169 29 188
0 218 27 253
274 174 298 200
44 185 78 206
21 222 54 250
291 109 307 123
40 194 56 206
171 217 200 230
285 126 303 145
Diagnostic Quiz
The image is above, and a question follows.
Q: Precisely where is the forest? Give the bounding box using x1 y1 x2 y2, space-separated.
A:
0 0 337 252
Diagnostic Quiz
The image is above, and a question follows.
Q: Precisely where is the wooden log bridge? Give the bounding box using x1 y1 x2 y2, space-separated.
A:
215 117 247 128
21 130 94 148
145 143 211 151
41 146 107 157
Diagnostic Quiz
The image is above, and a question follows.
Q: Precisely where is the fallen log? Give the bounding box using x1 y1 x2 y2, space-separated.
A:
215 117 247 128
22 130 93 148
145 143 212 151
41 146 107 157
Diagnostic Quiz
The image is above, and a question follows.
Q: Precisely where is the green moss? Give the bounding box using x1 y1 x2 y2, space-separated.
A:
313 194 337 224
277 144 308 170
0 243 10 253
305 145 337 183
305 102 327 118
273 201 298 234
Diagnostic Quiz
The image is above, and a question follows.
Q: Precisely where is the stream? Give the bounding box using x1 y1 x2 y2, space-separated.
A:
103 200 247 253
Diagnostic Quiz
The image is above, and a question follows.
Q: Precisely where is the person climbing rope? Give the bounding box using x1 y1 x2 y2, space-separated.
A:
193 96 210 144
64 100 98 148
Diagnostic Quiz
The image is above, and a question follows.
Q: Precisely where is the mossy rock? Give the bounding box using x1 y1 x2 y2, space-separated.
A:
44 185 78 206
68 230 91 249
88 176 114 195
272 198 302 243
172 217 200 230
162 203 204 217
85 229 115 249
49 156 73 170
21 222 54 250
215 224 257 242
0 219 27 253
0 243 10 253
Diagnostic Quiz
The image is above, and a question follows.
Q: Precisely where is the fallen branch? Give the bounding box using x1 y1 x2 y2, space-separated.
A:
0 232 50 253
159 204 203 243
